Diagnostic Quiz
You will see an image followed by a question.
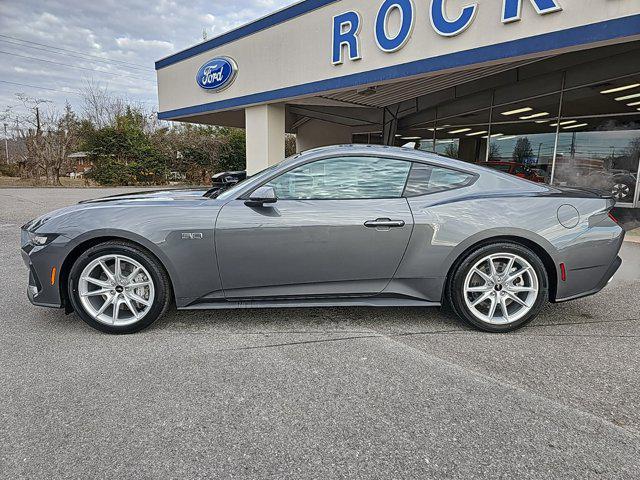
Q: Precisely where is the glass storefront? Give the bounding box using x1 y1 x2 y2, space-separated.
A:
355 45 640 207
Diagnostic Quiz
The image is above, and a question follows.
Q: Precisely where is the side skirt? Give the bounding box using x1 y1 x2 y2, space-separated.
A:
180 297 441 310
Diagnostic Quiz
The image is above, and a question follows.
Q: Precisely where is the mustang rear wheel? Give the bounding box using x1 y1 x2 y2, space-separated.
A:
68 241 171 334
447 242 548 332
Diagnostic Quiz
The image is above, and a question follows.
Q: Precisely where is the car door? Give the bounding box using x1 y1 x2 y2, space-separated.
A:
214 155 415 299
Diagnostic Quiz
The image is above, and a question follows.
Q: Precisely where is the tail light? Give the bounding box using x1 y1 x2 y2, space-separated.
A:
560 263 567 282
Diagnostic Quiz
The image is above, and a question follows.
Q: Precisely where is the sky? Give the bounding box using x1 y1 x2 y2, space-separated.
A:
0 0 295 120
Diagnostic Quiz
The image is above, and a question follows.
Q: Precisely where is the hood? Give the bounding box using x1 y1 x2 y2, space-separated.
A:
78 188 209 204
23 188 214 233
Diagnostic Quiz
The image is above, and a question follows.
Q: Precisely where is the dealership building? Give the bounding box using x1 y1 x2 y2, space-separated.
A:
155 0 640 207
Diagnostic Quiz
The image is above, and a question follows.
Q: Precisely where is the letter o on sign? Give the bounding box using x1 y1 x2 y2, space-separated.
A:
375 0 415 52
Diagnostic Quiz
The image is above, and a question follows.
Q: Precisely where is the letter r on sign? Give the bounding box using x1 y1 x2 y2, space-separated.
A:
332 11 362 65
502 0 562 23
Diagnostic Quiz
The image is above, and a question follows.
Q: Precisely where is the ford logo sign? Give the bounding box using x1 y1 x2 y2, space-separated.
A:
196 57 237 91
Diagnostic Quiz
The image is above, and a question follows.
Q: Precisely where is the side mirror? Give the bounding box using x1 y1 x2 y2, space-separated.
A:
245 186 277 207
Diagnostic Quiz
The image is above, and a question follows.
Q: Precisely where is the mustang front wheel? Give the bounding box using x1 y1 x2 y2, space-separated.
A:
68 241 171 334
448 242 548 332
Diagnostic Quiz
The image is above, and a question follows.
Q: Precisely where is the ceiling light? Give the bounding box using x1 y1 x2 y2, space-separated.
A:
549 120 577 127
501 107 533 116
615 92 640 101
534 120 551 124
520 112 550 119
401 136 421 140
562 123 589 130
448 128 472 134
497 136 517 141
466 131 488 137
627 101 640 106
427 127 445 131
482 133 504 139
600 83 640 94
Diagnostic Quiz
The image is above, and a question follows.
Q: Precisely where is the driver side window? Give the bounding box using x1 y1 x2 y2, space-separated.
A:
265 156 411 200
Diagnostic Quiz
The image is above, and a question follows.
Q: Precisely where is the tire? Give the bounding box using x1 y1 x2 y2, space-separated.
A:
446 242 548 333
68 241 172 334
610 176 635 202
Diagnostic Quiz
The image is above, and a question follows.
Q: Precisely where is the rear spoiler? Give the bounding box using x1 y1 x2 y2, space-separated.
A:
551 186 614 200
552 186 617 214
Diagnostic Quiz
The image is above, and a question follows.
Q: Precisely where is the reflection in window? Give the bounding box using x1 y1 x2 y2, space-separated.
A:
484 92 561 183
349 46 640 204
553 119 640 203
435 139 461 159
404 163 475 196
553 77 640 202
416 138 461 158
432 117 490 163
486 131 557 183
266 156 411 200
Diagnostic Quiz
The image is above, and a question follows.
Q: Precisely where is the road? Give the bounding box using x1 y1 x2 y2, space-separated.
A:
1 188 639 479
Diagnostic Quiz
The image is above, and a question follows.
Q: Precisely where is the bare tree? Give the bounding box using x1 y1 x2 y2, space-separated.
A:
80 80 128 128
488 142 501 161
2 95 79 184
14 94 51 182
45 103 79 185
443 142 459 159
0 106 28 170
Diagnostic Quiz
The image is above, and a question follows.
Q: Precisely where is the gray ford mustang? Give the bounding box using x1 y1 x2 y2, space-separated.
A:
21 145 624 334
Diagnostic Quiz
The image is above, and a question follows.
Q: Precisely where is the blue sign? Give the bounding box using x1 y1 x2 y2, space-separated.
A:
196 57 237 91
332 0 564 64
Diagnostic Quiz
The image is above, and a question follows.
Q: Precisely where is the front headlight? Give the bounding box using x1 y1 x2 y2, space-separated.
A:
28 231 57 246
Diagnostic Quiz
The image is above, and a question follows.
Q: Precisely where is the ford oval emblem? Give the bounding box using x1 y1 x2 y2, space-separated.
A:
196 57 237 91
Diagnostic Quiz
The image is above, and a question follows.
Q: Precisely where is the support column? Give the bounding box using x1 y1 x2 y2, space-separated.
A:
382 106 399 146
245 104 285 175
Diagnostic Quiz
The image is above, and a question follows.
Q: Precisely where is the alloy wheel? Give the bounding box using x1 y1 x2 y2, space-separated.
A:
463 253 539 325
78 254 155 326
612 183 630 201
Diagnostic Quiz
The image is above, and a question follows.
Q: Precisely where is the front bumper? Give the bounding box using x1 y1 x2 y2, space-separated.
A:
21 229 65 308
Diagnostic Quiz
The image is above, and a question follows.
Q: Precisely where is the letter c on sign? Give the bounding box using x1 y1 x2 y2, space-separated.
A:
375 0 415 53
332 11 362 65
430 0 478 37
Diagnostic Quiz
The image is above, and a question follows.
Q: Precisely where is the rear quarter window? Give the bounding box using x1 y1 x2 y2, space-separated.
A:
403 162 476 197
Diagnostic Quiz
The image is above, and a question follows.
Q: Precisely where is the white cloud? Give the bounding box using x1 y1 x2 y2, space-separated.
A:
115 37 174 51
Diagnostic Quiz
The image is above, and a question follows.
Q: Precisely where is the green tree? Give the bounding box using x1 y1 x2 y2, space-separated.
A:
216 127 246 171
153 123 221 184
81 108 169 185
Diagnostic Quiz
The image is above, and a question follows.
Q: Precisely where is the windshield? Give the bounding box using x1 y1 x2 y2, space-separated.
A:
215 155 299 200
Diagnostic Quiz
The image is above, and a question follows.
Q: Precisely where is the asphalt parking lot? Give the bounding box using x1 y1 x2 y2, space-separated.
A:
1 188 639 479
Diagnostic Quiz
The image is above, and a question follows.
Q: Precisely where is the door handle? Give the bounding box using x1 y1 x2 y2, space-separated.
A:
364 218 405 228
